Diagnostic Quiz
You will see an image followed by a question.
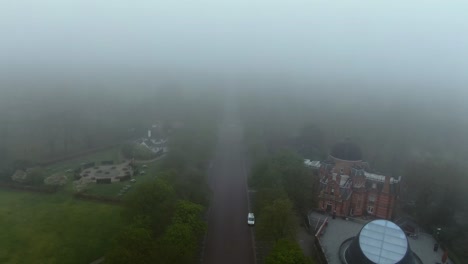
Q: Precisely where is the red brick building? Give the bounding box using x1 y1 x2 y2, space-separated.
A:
306 141 401 220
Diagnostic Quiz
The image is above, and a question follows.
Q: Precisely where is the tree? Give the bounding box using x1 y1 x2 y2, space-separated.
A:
0 165 11 182
157 223 198 264
159 150 188 172
24 168 46 186
160 169 210 207
106 220 156 264
154 200 206 263
254 188 288 215
249 159 282 190
404 159 463 228
172 200 206 237
11 159 35 170
250 151 317 217
125 179 176 235
0 117 9 161
257 198 297 242
265 239 314 264
272 151 317 216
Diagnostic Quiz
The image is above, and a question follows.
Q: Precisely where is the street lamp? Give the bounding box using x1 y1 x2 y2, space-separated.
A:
433 227 442 252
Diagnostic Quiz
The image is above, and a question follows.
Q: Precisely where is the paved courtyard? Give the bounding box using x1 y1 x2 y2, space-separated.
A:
309 212 452 264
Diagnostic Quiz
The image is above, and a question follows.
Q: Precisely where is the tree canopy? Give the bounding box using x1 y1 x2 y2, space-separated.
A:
23 167 46 186
125 178 176 236
257 198 297 242
106 221 156 264
157 223 198 264
250 151 317 216
265 239 314 264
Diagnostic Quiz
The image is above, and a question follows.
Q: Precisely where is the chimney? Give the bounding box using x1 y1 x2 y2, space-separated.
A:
382 175 390 194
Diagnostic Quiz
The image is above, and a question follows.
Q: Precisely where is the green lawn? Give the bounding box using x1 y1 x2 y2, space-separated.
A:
0 190 123 264
0 148 165 263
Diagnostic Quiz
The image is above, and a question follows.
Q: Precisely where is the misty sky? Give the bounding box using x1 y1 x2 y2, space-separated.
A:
2 1 468 91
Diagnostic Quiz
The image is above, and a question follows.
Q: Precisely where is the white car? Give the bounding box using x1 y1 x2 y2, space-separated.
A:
247 213 255 226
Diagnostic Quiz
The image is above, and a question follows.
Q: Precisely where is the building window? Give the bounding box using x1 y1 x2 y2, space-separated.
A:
331 188 335 195
340 168 344 173
368 194 376 202
372 183 377 189
367 206 374 214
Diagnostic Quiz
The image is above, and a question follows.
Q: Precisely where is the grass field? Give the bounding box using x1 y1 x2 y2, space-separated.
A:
0 190 123 264
0 148 164 263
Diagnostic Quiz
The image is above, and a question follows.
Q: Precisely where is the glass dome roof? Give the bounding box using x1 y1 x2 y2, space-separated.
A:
358 220 408 264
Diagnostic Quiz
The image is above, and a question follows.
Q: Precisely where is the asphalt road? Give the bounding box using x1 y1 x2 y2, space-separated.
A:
203 106 255 264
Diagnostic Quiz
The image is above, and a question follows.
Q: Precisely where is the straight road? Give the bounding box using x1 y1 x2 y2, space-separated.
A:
203 101 255 264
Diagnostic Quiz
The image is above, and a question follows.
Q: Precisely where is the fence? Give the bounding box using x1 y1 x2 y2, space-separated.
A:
312 217 329 264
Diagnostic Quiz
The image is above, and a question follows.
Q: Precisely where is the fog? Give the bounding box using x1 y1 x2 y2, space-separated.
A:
1 0 467 153
2 1 468 89
2 1 468 262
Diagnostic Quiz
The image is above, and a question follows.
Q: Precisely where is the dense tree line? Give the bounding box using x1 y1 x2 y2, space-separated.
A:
105 100 219 263
249 151 316 264
0 77 223 163
250 151 317 217
403 159 467 261
238 86 468 175
0 81 222 185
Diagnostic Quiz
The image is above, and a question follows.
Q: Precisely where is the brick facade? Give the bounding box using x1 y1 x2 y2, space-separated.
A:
313 144 400 220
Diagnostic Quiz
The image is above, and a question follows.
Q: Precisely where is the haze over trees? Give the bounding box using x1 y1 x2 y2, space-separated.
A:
103 87 220 264
1 0 468 263
239 85 468 262
0 75 222 263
